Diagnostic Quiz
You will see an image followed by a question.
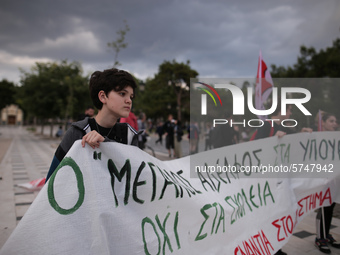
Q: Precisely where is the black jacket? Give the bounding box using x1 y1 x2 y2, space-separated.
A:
46 117 139 181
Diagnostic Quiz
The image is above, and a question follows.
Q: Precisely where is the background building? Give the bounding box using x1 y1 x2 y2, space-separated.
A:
1 104 23 125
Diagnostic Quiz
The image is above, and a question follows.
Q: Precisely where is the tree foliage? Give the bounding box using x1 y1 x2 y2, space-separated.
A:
18 60 90 122
134 60 198 122
107 20 130 68
0 79 17 110
270 38 340 126
271 39 340 78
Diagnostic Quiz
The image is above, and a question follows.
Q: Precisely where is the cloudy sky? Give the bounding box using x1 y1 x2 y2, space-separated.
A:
1 0 339 84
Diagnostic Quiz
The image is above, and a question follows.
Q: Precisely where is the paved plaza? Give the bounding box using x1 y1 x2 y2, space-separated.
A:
1 126 340 254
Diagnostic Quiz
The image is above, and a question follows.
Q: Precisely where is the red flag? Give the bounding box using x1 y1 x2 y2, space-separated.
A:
255 51 274 120
17 177 46 191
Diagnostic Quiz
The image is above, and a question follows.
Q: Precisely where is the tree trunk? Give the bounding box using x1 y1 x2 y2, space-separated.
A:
50 121 54 138
41 121 45 135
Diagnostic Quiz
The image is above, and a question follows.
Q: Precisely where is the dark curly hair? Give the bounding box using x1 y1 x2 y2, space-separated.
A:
89 68 137 109
322 112 336 122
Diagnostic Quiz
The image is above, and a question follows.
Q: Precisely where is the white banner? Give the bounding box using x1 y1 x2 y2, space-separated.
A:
1 132 340 255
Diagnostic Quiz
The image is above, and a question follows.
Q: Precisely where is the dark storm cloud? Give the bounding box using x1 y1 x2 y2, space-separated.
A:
0 0 339 83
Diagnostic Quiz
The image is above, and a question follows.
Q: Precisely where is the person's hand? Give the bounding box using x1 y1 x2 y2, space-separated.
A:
81 130 105 149
275 130 286 138
301 127 313 133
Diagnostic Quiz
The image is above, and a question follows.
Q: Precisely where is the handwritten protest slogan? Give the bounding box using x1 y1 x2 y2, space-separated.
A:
1 132 340 255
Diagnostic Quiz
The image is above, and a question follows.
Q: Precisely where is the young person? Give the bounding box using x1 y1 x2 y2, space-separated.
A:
315 112 340 254
46 68 139 181
174 120 183 158
163 114 175 158
155 121 164 145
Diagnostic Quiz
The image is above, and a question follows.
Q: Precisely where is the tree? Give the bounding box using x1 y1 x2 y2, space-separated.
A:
136 60 199 122
271 38 340 78
270 38 340 126
19 60 89 136
107 20 130 68
0 79 17 110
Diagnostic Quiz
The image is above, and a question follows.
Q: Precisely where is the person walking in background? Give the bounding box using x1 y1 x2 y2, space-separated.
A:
315 112 340 254
155 121 164 145
77 106 95 121
174 120 183 158
137 112 147 131
163 114 175 158
204 122 213 151
147 118 154 133
55 125 64 138
137 112 148 150
189 122 200 154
